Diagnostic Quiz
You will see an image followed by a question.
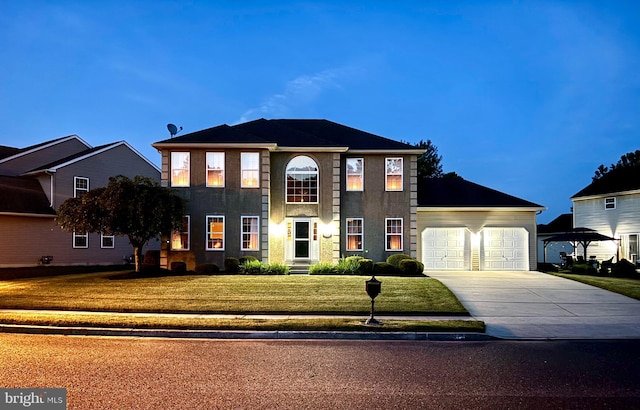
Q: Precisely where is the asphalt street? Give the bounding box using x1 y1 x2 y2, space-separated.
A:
1 334 639 409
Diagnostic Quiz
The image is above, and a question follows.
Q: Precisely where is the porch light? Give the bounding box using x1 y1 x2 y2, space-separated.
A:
320 223 333 238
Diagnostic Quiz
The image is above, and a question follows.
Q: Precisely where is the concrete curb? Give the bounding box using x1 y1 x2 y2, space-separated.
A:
0 324 495 341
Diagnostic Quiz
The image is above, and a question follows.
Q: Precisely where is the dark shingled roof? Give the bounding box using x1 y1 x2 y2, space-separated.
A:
571 166 640 198
538 213 573 234
0 175 55 215
0 145 20 160
27 143 115 173
418 177 543 208
154 118 417 151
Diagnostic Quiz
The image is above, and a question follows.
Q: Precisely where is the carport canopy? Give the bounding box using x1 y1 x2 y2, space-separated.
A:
542 227 617 263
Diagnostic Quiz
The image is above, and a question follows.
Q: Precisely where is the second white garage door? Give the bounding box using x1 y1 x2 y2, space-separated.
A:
422 228 468 270
483 227 529 270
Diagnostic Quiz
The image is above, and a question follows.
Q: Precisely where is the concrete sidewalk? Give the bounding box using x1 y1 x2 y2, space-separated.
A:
429 271 640 340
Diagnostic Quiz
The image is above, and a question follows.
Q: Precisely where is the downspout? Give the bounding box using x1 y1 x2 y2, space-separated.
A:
45 170 55 208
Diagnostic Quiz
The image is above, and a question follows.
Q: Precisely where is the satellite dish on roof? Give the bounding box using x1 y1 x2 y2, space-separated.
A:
167 123 183 138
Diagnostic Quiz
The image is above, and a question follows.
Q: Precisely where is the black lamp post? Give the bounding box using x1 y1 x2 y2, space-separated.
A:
365 275 382 326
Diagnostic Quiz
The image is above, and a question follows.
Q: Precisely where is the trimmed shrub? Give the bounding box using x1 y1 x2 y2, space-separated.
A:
266 262 290 275
242 260 266 274
170 261 187 275
239 255 259 265
611 259 638 278
194 263 220 275
373 262 396 276
537 263 559 273
398 259 420 276
224 257 240 273
358 258 374 274
416 260 425 275
142 250 160 268
309 262 336 275
386 254 412 268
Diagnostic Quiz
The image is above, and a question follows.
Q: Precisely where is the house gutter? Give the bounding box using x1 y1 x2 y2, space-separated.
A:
0 212 56 218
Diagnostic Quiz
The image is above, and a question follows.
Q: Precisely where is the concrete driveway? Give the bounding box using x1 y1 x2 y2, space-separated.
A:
429 271 640 340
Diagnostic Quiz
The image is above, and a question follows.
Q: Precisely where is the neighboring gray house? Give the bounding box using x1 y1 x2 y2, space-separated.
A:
571 167 640 264
417 178 545 271
0 135 160 267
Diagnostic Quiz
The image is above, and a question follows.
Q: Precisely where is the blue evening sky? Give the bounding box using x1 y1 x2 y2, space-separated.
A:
1 1 639 223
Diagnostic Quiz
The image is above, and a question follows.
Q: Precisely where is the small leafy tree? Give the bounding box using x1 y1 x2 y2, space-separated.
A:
57 175 186 271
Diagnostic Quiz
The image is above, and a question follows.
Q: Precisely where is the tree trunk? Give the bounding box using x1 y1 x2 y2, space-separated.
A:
130 239 145 272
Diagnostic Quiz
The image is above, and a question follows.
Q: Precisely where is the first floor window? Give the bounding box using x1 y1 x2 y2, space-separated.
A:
74 176 89 197
241 152 260 187
171 152 190 187
101 235 115 248
385 218 403 251
207 216 225 250
171 216 190 250
241 216 259 251
73 232 88 249
346 218 363 251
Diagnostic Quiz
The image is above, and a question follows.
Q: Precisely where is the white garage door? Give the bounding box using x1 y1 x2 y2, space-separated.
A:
483 228 529 270
422 228 468 270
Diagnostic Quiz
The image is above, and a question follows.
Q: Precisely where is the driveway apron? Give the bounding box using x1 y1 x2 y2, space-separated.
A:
429 271 640 340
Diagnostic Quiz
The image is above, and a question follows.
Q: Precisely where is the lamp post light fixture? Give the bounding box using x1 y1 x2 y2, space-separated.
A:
365 275 382 326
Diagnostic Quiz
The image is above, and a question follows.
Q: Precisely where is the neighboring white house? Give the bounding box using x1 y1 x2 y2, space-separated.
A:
537 213 574 264
571 166 640 264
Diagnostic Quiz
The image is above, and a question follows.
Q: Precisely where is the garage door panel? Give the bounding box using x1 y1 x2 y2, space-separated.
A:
422 228 468 270
482 228 529 271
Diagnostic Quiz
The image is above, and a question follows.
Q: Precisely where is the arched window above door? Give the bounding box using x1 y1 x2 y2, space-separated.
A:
286 155 318 203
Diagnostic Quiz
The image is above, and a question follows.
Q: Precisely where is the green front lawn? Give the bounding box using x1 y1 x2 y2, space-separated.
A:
0 271 468 315
551 272 640 300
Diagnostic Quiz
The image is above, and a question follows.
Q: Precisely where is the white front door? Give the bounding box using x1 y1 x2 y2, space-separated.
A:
285 218 320 262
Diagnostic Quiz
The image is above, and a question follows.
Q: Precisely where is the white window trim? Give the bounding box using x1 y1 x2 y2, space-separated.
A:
206 152 225 188
605 197 616 210
346 158 364 192
206 215 225 251
73 232 88 249
385 218 403 251
385 157 403 192
171 215 190 251
101 234 115 249
241 216 260 251
74 176 89 198
241 152 260 188
286 155 319 203
346 217 364 251
171 152 190 187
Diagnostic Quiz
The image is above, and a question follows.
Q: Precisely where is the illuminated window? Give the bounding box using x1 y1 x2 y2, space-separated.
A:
241 152 260 188
206 152 225 187
171 152 190 187
101 235 114 249
286 155 318 203
171 216 190 250
385 158 403 191
385 218 403 251
346 218 363 251
605 197 616 210
74 177 89 198
346 158 363 191
241 216 259 251
73 232 88 248
206 216 225 250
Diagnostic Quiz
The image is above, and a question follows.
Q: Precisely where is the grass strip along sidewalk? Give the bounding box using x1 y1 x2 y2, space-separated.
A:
0 271 484 333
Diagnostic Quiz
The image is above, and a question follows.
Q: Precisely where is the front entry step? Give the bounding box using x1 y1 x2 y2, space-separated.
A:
288 260 312 274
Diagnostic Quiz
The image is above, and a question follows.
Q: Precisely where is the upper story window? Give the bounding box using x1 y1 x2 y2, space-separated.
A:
206 152 225 187
385 218 403 251
385 158 403 191
74 177 89 198
171 152 190 187
171 216 190 250
241 152 260 188
346 158 363 191
286 155 318 203
605 197 616 210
